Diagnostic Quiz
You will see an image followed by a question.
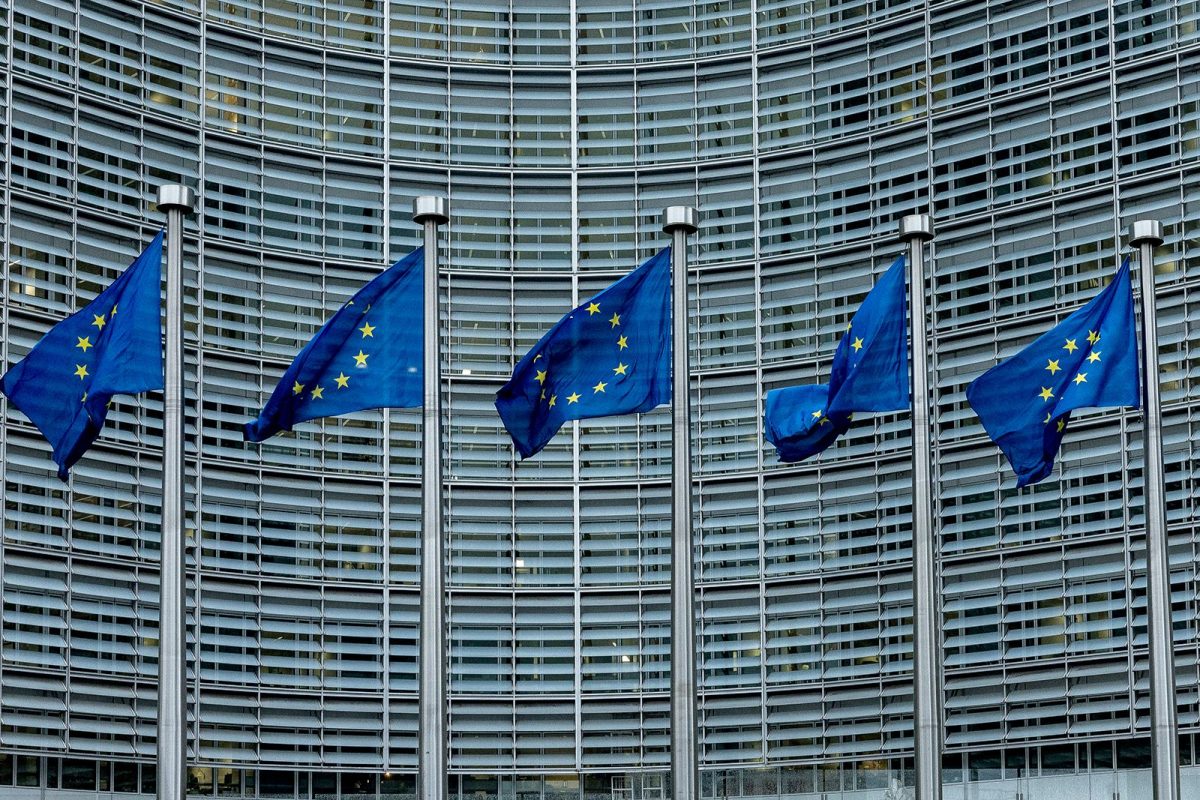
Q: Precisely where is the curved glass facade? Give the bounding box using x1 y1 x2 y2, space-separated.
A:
1 0 1199 797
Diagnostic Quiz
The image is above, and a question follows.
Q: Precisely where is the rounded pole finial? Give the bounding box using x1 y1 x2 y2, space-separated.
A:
156 184 196 214
898 214 934 242
413 195 449 225
1129 219 1164 248
662 206 699 235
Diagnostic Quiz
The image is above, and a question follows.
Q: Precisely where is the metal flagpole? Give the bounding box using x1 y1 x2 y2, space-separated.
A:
1129 219 1180 800
414 196 449 800
898 214 941 800
663 206 699 800
156 184 195 800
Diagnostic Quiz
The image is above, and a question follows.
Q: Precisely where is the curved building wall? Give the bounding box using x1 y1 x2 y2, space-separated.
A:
0 0 1199 797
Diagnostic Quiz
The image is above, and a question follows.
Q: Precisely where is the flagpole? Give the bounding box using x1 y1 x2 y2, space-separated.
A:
899 214 942 800
155 184 194 800
663 206 699 800
414 195 449 800
1129 219 1180 800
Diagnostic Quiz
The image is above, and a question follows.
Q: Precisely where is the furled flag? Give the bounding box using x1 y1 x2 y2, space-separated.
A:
1 232 165 480
967 258 1138 487
764 255 909 462
495 247 671 458
245 247 424 442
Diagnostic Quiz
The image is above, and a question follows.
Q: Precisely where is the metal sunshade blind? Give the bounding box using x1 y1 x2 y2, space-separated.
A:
261 47 321 146
325 56 384 155
389 63 449 162
513 174 572 267
512 71 571 166
696 173 755 263
696 374 757 472
448 71 510 167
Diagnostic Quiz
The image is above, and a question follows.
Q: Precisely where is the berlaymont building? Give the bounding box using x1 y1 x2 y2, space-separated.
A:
1 0 1199 799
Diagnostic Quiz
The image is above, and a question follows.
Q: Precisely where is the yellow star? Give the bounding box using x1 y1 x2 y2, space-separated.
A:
586 302 601 315
335 373 350 389
593 381 607 393
567 392 580 404
92 314 106 330
851 337 864 352
80 392 87 404
359 321 376 338
1038 386 1054 401
1073 372 1087 385
74 364 89 380
540 389 546 400
819 416 830 425
613 362 628 375
617 335 628 350
292 381 304 395
110 304 118 318
311 385 324 399
1045 359 1060 375
1087 330 1100 344
1063 338 1078 353
76 336 93 352
845 322 852 331
609 313 620 328
548 395 557 408
811 410 823 419
354 351 369 368
535 369 547 384
1057 419 1066 432
534 353 542 361
1086 351 1101 364
1044 412 1052 424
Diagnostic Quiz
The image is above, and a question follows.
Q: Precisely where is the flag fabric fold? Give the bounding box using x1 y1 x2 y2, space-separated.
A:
764 254 910 462
967 258 1139 487
1 231 165 480
495 247 672 459
245 247 424 442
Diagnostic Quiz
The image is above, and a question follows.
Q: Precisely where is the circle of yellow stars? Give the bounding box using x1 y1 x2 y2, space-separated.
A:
73 303 119 406
531 298 631 411
808 321 864 427
1037 328 1103 431
290 302 375 402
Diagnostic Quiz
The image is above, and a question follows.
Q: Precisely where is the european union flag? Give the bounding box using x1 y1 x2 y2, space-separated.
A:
245 247 423 442
967 258 1138 487
495 247 671 458
764 255 909 462
1 232 165 480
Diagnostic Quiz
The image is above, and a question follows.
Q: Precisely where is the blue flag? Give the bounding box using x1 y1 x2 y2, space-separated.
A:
1 232 165 480
764 255 909 462
245 247 424 442
967 258 1138 487
495 247 671 458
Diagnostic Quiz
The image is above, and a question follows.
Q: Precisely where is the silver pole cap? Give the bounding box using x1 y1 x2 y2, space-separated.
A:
156 184 196 214
662 206 699 235
1129 219 1164 248
898 214 934 242
413 195 449 225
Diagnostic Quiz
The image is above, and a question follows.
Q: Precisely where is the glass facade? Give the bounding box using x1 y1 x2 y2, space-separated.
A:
0 0 1199 797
